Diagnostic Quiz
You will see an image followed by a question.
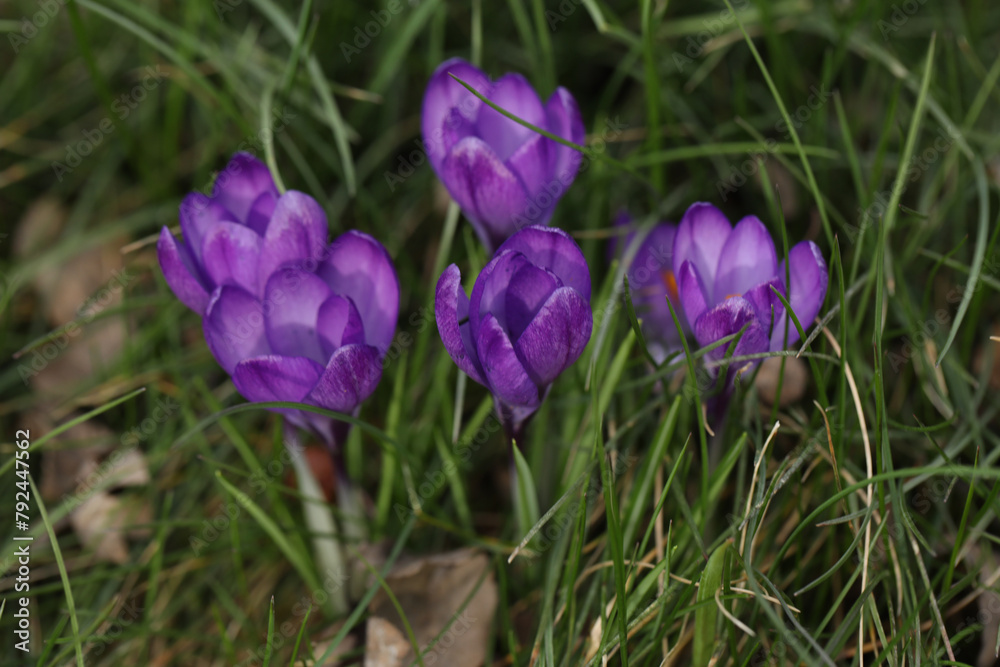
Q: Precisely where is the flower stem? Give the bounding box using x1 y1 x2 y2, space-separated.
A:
284 422 349 617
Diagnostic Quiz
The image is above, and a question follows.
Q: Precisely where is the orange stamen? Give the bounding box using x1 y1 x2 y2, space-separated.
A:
661 270 679 303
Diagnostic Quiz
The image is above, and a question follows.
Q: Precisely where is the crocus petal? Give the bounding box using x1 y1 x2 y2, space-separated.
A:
504 133 549 201
263 269 333 364
672 202 732 302
514 287 592 386
476 313 539 409
544 86 585 184
157 228 210 314
505 261 560 340
770 241 828 350
676 260 709 328
257 191 329 291
232 355 323 404
495 225 591 301
435 264 485 384
203 286 271 374
474 73 547 161
421 58 490 172
714 216 777 304
468 250 525 342
245 191 277 236
211 152 279 223
307 344 383 414
694 296 766 358
179 192 232 263
316 295 366 360
743 278 785 337
316 231 399 354
439 136 529 251
201 221 263 295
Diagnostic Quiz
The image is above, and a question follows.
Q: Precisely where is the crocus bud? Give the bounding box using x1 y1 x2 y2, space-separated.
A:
671 202 828 379
421 58 585 252
435 226 592 439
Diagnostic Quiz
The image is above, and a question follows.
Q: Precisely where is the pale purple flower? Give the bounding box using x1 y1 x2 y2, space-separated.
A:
421 58 585 252
672 202 828 378
435 226 592 439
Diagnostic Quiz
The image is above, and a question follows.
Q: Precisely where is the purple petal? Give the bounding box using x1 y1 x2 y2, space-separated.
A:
504 261 560 340
676 260 709 328
714 216 777 304
263 269 333 364
474 73 546 161
435 264 485 384
157 228 210 314
421 59 491 172
307 344 383 413
513 287 592 386
201 221 263 295
232 355 323 403
203 286 271 374
211 152 279 223
770 241 828 350
743 278 785 338
317 295 366 360
179 192 232 263
439 136 530 251
627 223 678 293
257 191 329 291
544 86 585 185
495 225 591 301
672 202 732 303
316 231 399 353
504 133 549 200
476 313 539 409
468 250 524 343
694 297 770 375
245 191 277 236
626 224 684 350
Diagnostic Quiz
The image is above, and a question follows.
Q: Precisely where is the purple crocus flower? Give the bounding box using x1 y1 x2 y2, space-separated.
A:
612 212 684 364
435 226 593 440
158 153 399 446
422 58 585 252
671 202 827 379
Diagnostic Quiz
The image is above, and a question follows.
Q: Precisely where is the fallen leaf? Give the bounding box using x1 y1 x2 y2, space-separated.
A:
364 617 409 667
364 548 497 667
71 493 131 564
